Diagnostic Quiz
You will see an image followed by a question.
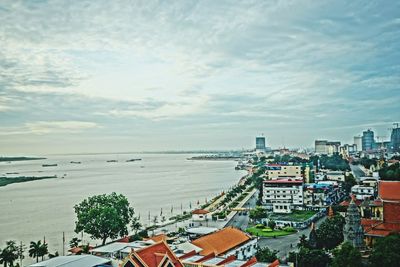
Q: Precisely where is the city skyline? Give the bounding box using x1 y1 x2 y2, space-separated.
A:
1 0 400 154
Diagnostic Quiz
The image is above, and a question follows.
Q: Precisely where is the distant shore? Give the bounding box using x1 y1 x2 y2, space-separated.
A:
0 176 57 187
0 156 46 162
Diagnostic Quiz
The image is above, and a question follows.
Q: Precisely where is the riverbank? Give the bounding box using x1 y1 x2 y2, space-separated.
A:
0 176 57 187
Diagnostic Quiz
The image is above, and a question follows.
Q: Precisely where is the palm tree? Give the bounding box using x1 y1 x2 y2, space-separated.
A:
39 243 48 261
28 241 42 263
0 240 19 267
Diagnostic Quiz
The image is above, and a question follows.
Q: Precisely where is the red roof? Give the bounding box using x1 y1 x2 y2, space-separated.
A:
125 241 183 267
192 227 250 256
339 200 362 207
379 181 400 201
264 179 303 184
192 209 209 215
364 222 400 237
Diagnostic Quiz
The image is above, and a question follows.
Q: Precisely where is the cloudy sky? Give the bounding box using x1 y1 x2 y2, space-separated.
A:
0 0 399 154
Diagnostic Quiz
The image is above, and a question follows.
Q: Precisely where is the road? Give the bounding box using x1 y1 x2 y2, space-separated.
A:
226 194 257 230
257 216 326 257
350 164 366 181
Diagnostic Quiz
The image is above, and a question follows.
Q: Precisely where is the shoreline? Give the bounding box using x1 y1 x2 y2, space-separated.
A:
0 175 58 187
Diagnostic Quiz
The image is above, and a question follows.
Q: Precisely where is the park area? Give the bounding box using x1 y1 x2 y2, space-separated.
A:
246 224 297 237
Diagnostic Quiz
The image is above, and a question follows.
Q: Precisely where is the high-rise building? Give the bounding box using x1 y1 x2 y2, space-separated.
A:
315 140 341 154
354 136 362 152
362 129 375 151
390 126 400 153
255 136 266 152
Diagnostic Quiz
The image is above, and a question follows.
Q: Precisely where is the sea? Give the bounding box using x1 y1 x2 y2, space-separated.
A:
0 153 246 259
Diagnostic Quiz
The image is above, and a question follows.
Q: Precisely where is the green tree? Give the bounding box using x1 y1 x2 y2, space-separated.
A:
369 234 400 267
331 242 362 267
28 241 47 263
316 215 345 249
69 237 81 249
343 174 357 194
288 247 330 267
74 192 134 245
255 247 278 262
0 241 19 267
268 220 276 230
297 234 308 248
249 206 267 222
48 251 59 259
131 216 142 234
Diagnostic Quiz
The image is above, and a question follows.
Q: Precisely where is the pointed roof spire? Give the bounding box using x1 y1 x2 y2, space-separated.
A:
328 206 334 218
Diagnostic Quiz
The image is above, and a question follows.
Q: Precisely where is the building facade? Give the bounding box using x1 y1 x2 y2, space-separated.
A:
390 127 400 152
255 136 266 152
362 129 375 151
263 178 304 213
265 164 301 179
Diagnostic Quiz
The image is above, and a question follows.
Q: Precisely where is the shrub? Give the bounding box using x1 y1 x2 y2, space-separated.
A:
283 227 296 233
256 224 265 229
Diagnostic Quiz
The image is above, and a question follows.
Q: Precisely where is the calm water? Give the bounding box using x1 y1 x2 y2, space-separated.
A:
0 153 245 256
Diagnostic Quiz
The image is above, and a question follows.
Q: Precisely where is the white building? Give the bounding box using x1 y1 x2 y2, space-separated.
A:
263 178 304 213
351 185 375 200
191 209 209 221
265 164 301 179
325 171 345 182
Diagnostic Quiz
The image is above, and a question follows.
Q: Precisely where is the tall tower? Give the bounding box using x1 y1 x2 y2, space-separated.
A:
354 136 362 152
362 129 375 151
390 124 400 153
255 135 266 152
343 199 364 249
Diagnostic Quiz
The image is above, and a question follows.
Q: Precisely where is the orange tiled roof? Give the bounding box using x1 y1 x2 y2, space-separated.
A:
133 241 183 267
192 209 209 215
240 257 257 267
364 222 400 237
145 233 170 243
379 181 400 201
191 227 250 256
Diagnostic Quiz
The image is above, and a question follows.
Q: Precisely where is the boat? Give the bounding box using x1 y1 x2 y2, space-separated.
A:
70 161 81 164
126 158 142 162
6 172 19 175
106 160 118 163
42 164 57 167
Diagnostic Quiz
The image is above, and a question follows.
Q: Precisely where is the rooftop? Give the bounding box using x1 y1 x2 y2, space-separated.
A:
28 255 111 267
264 179 303 184
192 209 209 215
191 227 250 256
379 181 400 201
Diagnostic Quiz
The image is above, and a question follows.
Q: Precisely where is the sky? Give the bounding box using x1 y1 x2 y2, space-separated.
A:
0 0 399 155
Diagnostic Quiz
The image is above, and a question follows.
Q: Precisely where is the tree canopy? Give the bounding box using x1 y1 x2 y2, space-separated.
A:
0 241 19 267
249 206 267 222
288 247 330 267
331 242 362 267
74 192 134 245
369 234 400 267
255 247 278 263
316 215 345 250
379 163 400 181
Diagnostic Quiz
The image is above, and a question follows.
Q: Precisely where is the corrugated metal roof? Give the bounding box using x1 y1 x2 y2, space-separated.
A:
28 255 111 267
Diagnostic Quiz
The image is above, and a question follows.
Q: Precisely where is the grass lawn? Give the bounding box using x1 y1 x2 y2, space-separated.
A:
269 210 317 222
246 227 296 237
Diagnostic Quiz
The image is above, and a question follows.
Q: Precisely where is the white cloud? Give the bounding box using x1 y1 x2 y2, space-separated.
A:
0 121 100 136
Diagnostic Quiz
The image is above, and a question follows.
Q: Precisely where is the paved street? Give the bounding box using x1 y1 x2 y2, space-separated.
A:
350 164 366 181
226 194 257 230
257 216 326 257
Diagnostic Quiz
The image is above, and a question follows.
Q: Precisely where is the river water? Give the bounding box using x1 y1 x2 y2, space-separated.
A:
0 153 245 258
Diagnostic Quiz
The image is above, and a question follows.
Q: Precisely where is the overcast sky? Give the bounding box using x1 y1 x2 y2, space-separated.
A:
1 0 399 155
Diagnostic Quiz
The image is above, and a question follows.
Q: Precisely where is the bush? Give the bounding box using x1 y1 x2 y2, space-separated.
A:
283 227 296 233
256 224 265 229
262 228 273 232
